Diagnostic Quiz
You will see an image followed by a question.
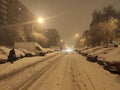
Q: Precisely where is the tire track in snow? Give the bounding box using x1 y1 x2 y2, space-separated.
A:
0 53 60 81
73 53 96 90
0 53 66 90
31 54 69 90
18 55 62 90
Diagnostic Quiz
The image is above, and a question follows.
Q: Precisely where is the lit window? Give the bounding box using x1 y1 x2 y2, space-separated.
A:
18 7 22 11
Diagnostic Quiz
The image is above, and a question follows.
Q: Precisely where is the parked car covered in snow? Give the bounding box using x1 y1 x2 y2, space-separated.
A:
44 48 54 53
15 42 47 56
0 54 8 63
87 54 98 62
0 46 25 60
18 49 36 57
14 49 25 59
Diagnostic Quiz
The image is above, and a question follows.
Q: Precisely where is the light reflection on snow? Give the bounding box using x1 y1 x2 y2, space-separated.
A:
64 48 73 52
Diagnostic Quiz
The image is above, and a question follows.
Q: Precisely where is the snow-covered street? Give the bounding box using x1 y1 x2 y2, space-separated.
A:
0 52 120 90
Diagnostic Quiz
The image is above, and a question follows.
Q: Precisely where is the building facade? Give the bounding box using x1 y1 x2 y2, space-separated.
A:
0 0 35 25
0 0 36 46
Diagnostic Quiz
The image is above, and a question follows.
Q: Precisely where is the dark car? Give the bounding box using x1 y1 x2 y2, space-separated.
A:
87 54 98 62
39 51 46 56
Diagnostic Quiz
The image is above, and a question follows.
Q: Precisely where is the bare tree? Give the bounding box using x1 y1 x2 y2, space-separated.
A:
44 29 61 47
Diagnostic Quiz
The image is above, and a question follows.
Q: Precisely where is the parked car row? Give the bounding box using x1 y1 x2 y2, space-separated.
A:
76 46 120 75
14 42 60 56
0 46 59 63
17 49 36 57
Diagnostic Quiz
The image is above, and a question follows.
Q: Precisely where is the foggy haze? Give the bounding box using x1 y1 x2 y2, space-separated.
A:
20 0 120 46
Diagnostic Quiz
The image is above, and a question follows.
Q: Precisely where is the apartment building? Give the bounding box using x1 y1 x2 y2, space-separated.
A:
0 0 36 46
0 0 35 27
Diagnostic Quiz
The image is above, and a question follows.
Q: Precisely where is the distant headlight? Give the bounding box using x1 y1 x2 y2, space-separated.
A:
64 49 73 52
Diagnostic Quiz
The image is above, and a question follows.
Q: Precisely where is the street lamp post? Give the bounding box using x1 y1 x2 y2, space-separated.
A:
75 33 79 37
38 18 44 24
31 17 44 31
37 17 44 30
60 39 63 43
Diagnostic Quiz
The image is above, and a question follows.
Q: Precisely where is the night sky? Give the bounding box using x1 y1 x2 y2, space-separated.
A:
20 0 120 46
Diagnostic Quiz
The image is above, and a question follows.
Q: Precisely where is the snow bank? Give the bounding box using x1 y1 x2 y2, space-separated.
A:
98 47 120 63
0 55 7 60
0 52 60 76
0 46 10 56
79 46 120 74
0 46 25 59
82 46 119 63
81 46 102 54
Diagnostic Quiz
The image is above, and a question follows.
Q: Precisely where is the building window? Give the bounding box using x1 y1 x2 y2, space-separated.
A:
18 7 22 11
2 15 7 20
0 18 7 24
0 9 7 14
1 3 8 10
3 20 7 24
1 0 8 5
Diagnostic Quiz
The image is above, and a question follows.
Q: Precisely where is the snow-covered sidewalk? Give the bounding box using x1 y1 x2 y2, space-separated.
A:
79 46 120 74
0 52 60 78
74 53 120 90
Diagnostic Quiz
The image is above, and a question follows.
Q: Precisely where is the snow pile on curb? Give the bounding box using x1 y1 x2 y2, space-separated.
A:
78 46 120 74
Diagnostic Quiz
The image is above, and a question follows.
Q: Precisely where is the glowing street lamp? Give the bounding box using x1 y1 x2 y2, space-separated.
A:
35 17 44 30
75 33 79 37
60 40 63 43
37 18 44 24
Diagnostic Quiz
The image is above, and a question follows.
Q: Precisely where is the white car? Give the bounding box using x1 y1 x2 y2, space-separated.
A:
18 49 36 57
0 46 25 59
